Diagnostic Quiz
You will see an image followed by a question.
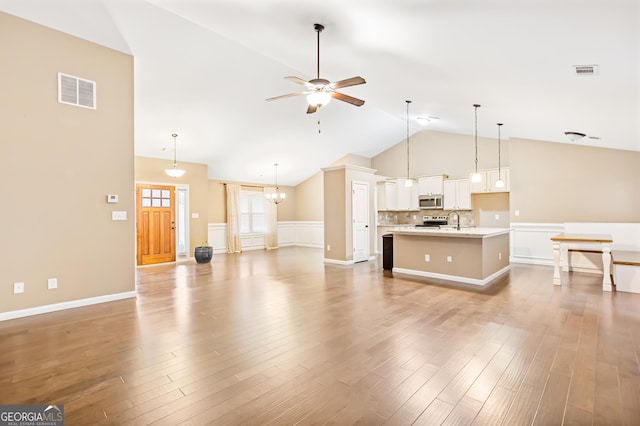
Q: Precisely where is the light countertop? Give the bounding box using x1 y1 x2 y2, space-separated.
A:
390 227 510 238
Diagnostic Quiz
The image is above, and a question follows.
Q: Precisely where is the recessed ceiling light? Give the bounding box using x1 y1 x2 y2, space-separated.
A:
417 116 439 126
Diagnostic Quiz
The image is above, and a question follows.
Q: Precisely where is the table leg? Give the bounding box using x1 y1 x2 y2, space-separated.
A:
553 241 561 285
561 243 569 272
602 244 612 291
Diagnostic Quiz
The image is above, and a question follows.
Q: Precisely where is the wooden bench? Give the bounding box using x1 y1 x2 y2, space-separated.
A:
613 250 640 293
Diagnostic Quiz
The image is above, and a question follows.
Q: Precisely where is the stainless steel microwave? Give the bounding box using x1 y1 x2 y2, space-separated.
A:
419 194 443 209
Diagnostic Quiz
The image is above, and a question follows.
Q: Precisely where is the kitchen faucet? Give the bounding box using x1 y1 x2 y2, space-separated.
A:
447 210 460 230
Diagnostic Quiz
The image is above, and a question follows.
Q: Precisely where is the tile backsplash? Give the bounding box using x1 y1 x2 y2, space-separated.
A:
378 210 475 227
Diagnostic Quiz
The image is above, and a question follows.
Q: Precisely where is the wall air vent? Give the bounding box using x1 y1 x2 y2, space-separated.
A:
58 72 96 109
572 65 598 76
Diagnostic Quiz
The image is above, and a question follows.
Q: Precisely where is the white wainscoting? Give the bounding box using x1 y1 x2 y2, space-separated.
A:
208 221 324 253
510 223 563 266
511 222 640 273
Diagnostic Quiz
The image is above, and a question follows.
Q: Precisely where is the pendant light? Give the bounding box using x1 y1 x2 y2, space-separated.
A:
266 163 286 204
471 104 482 183
404 100 414 187
165 133 185 178
495 123 505 188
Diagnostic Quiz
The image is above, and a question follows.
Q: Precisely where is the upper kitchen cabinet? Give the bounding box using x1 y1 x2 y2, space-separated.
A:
417 175 446 195
377 179 418 211
443 178 471 210
377 180 397 210
470 168 510 193
396 180 418 210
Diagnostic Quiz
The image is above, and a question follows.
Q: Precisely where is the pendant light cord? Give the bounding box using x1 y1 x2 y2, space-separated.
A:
473 104 481 173
406 100 411 179
497 123 502 178
274 163 279 191
172 133 178 167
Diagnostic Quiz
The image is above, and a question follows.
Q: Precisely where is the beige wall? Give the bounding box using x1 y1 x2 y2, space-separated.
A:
323 168 346 260
372 130 509 179
510 138 640 222
472 193 510 228
323 165 378 262
372 130 639 224
135 156 209 251
207 179 296 223
295 172 324 221
332 154 373 169
1 13 135 313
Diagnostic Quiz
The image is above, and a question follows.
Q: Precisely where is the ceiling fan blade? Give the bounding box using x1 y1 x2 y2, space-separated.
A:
266 91 309 102
330 76 366 89
285 76 314 89
331 91 365 107
306 104 318 114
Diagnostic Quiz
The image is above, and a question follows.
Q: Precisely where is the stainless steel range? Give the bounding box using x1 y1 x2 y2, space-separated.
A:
415 215 448 228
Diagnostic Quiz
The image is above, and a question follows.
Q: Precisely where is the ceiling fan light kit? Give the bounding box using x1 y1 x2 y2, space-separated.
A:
266 23 366 114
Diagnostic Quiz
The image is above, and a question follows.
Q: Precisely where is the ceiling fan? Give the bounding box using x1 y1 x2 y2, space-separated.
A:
266 23 366 114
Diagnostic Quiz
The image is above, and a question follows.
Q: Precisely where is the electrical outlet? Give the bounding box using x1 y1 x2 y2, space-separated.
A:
424 254 430 262
327 244 331 251
447 256 453 262
48 278 58 289
14 282 24 294
495 214 500 220
499 252 502 260
515 210 520 217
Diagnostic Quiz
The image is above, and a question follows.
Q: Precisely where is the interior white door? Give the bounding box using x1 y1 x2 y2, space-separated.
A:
352 181 370 263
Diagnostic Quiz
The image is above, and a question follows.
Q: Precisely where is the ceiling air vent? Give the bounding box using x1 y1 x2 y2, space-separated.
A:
58 72 96 109
572 65 598 76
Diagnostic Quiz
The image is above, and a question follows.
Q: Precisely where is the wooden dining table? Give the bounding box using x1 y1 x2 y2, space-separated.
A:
550 233 613 291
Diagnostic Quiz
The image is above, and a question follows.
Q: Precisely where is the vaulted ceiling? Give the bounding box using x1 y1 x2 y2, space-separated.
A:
1 0 638 185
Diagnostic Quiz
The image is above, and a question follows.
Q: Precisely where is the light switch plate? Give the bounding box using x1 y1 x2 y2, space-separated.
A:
14 282 24 294
112 211 127 221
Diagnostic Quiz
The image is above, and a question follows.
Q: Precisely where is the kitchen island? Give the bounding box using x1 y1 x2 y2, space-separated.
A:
390 227 510 285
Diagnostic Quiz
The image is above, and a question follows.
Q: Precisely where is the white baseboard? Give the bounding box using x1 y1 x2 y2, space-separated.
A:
0 291 137 322
393 265 510 286
324 258 354 266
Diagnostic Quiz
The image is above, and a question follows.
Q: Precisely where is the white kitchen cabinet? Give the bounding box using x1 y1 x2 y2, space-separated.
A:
470 168 510 193
377 181 397 210
396 180 418 210
443 178 471 210
417 175 445 195
377 179 419 210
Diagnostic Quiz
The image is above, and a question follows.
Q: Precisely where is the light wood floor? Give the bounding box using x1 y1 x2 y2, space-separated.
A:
1 247 639 425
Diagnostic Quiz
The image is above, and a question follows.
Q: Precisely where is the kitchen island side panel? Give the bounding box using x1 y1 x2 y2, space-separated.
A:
393 234 484 279
482 233 511 277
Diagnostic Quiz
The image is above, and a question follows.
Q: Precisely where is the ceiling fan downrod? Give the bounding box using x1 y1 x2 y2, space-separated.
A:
314 23 324 80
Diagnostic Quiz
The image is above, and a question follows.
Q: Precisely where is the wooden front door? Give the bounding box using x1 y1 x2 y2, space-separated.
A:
136 184 176 265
